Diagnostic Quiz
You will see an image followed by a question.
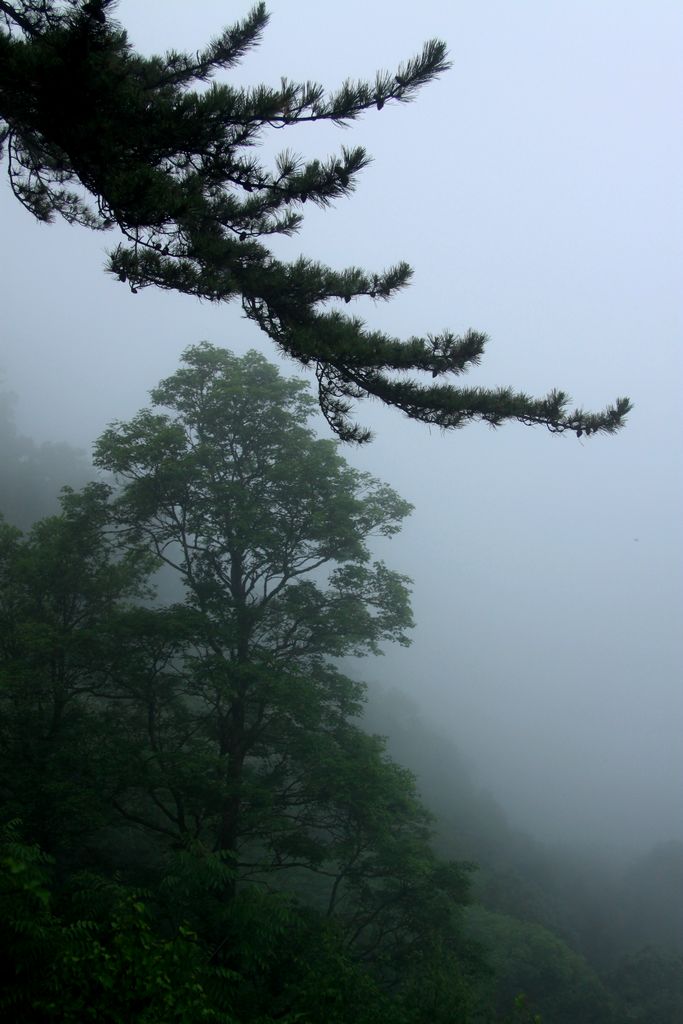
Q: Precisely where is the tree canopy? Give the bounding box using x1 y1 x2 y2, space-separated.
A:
0 346 487 1019
92 344 419 874
0 0 631 441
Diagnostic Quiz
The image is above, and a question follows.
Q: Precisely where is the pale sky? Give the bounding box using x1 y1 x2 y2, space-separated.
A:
1 0 681 851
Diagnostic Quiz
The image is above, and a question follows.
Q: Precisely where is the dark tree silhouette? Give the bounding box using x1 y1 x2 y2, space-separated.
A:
0 1 631 440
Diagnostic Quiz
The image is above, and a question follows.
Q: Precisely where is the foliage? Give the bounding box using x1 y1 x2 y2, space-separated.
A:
92 346 413 857
0 822 236 1023
0 348 489 1020
0 485 156 856
1 818 473 1023
465 906 616 1024
608 945 683 1024
3 347 671 1023
0 1 631 440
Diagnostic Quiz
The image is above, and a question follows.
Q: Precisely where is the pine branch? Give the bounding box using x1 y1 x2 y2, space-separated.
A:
151 3 270 88
0 3 631 443
330 368 633 441
0 1 37 36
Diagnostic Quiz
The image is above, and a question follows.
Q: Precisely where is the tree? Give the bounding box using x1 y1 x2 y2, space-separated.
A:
609 945 683 1024
0 818 474 1024
0 345 485 1018
0 485 155 858
94 343 412 851
465 907 617 1024
0 822 238 1023
92 345 475 968
0 1 631 441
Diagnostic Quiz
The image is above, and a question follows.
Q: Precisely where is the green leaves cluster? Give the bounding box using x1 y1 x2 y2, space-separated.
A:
0 822 235 1023
0 1 631 440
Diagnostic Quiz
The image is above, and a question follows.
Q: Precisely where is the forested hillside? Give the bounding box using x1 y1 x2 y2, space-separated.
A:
1 358 681 1022
363 691 683 1023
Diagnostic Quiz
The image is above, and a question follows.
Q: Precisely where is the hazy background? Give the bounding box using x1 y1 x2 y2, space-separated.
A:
1 0 681 854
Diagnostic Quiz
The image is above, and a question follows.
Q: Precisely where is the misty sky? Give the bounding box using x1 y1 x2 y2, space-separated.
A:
1 0 681 853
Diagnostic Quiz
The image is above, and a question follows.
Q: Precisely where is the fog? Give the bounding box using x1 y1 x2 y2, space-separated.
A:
2 0 681 862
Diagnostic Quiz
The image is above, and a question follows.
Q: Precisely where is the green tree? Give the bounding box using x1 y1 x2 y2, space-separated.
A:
0 485 155 857
93 345 475 972
609 945 683 1024
465 906 616 1024
0 822 237 1023
0 1 630 441
0 346 486 1020
1 818 466 1023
